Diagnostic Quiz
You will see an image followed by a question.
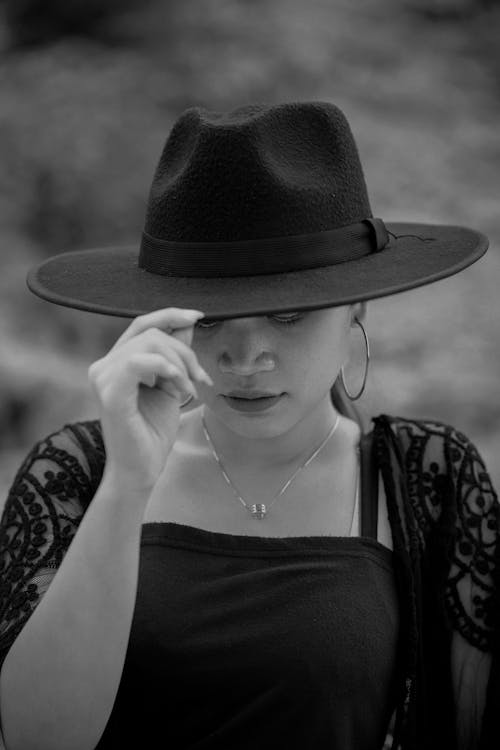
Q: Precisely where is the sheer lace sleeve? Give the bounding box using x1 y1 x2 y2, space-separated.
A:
443 425 498 749
0 420 105 673
386 417 499 749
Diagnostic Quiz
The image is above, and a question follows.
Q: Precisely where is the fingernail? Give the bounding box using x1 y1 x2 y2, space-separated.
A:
183 383 198 401
186 310 205 318
198 367 214 386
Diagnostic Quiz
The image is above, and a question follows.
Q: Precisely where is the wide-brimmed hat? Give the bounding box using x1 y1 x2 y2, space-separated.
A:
26 101 488 319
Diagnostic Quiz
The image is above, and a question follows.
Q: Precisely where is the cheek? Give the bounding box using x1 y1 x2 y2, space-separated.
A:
191 338 212 369
284 335 347 392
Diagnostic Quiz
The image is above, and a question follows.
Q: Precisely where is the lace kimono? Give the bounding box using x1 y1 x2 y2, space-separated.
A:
0 415 497 749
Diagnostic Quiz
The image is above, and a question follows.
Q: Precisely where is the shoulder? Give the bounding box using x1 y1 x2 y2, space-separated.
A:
372 413 477 450
12 418 104 465
372 413 498 525
371 413 487 478
4 418 106 524
34 418 105 461
372 412 495 489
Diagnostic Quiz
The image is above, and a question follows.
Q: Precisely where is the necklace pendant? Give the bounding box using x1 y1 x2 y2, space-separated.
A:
250 503 267 520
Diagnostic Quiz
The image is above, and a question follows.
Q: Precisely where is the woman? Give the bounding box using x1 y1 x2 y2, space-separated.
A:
0 101 497 750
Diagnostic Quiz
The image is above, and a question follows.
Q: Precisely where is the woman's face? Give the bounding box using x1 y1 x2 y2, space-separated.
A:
192 305 360 438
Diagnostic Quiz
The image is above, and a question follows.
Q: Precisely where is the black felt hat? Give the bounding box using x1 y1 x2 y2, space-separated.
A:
26 101 488 319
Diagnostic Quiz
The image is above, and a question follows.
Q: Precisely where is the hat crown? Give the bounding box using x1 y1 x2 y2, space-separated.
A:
144 101 372 243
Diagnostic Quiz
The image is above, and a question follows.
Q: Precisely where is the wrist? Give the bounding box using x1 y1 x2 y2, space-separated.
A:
99 464 155 506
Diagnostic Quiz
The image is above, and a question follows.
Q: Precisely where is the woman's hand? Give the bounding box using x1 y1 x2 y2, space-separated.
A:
88 308 213 496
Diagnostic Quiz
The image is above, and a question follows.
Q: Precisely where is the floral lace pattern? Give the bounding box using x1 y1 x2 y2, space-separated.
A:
0 420 104 666
388 417 499 652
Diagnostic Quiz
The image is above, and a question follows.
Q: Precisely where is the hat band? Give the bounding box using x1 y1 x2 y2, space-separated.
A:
138 218 389 278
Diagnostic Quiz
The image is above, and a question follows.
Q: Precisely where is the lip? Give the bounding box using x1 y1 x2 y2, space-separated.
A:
223 393 284 413
226 390 279 399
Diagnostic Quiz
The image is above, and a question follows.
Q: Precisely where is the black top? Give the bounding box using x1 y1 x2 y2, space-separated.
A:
96 522 399 749
97 431 396 748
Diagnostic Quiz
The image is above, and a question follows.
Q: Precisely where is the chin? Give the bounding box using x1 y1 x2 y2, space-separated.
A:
209 395 293 437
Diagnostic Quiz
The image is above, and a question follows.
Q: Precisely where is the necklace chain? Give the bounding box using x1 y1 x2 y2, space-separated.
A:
201 413 341 520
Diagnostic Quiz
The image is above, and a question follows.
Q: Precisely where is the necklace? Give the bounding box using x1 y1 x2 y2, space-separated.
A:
201 412 341 520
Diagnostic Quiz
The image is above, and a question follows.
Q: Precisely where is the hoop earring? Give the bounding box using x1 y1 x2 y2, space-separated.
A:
340 318 370 401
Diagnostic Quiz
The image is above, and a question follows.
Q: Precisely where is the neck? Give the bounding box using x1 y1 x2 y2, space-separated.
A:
200 396 341 472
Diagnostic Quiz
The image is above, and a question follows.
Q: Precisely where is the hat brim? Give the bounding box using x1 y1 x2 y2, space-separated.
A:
26 223 488 320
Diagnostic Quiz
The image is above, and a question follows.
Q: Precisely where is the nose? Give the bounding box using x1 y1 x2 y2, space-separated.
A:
217 318 276 376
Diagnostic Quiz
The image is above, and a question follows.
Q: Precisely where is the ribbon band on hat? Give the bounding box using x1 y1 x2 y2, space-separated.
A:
139 218 390 278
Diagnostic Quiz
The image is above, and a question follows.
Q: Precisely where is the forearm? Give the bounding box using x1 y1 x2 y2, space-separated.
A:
0 469 150 750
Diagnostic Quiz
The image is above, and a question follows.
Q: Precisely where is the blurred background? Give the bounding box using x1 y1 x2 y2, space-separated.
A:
0 0 499 502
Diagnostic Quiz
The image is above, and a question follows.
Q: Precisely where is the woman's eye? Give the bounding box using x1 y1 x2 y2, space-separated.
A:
271 313 303 326
195 314 303 329
195 319 219 329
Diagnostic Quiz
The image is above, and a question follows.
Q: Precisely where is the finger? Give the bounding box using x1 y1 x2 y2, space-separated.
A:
127 353 197 401
144 341 192 386
113 308 205 349
145 329 213 386
169 322 197 351
114 326 213 387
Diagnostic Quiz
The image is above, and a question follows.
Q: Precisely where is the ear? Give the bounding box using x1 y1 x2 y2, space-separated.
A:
349 301 367 326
